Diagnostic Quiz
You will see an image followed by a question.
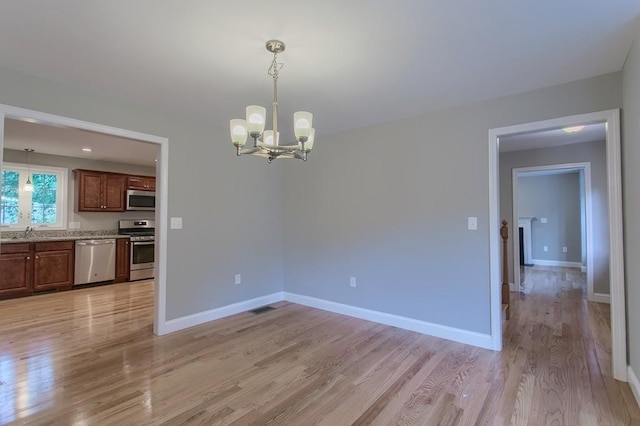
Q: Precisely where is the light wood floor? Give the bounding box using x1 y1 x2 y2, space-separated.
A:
1 271 639 425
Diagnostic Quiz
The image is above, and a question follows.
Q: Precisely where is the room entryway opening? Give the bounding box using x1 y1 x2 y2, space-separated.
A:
488 109 626 382
510 162 605 304
0 104 169 335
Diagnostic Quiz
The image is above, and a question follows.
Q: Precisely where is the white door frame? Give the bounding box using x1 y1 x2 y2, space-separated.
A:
511 163 594 300
488 109 626 381
0 104 169 336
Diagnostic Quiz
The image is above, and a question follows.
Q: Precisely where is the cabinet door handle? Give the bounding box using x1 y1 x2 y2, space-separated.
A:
35 256 39 259
26 256 30 260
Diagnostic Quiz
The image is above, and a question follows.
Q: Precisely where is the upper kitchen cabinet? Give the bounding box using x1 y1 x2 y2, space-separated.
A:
75 169 126 212
127 175 155 191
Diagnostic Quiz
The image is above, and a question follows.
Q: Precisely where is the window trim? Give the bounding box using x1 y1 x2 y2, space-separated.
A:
1 161 68 230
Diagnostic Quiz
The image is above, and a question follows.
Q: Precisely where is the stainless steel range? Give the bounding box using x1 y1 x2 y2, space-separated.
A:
118 219 155 281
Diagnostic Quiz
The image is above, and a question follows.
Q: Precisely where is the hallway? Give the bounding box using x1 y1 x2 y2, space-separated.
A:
505 265 638 424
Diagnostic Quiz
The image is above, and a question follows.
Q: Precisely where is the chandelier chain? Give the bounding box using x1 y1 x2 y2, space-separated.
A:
267 51 284 81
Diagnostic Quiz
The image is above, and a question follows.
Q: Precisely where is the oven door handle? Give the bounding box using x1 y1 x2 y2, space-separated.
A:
132 241 155 246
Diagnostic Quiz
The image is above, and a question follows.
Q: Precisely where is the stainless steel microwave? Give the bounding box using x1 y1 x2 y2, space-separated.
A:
126 190 155 211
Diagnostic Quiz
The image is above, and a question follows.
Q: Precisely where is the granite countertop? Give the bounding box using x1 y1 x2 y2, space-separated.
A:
0 233 129 244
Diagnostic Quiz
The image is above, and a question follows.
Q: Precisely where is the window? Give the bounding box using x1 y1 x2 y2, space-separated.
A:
1 162 67 229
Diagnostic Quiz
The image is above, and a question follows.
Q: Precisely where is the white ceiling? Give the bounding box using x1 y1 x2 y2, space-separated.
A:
0 1 637 155
499 123 607 153
3 119 158 167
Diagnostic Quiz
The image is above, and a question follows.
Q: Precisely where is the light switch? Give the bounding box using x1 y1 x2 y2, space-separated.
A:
170 217 183 229
468 217 478 231
540 217 548 223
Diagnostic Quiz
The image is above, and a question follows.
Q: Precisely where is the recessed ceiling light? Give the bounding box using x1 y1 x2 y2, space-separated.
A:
562 126 585 134
82 147 93 152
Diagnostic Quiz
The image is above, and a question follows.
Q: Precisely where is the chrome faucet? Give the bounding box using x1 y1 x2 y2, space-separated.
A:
24 226 34 238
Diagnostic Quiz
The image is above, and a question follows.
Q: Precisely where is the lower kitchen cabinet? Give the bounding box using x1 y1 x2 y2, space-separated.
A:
0 243 32 299
115 238 130 283
33 241 74 292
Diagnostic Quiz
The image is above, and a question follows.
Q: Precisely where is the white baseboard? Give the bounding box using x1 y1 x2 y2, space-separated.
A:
628 366 640 407
581 265 587 273
591 293 611 304
161 292 284 334
283 292 493 350
530 259 582 268
159 291 494 351
509 282 515 291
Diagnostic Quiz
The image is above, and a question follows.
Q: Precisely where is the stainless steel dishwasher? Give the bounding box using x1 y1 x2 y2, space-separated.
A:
74 239 116 285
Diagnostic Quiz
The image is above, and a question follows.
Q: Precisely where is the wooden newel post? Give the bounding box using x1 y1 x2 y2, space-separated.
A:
500 220 510 320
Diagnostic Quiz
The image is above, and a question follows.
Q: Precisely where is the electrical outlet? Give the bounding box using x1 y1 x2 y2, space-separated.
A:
467 217 478 231
543 246 548 252
350 277 356 288
563 247 568 253
540 217 548 224
235 274 241 285
170 217 183 229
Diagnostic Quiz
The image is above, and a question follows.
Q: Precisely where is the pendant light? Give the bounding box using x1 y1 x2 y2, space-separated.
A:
23 148 34 192
230 39 315 162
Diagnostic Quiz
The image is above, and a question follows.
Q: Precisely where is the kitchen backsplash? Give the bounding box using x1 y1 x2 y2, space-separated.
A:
1 229 121 239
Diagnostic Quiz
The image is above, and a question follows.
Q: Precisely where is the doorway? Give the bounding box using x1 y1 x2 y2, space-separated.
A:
511 163 598 301
488 109 626 381
0 104 169 335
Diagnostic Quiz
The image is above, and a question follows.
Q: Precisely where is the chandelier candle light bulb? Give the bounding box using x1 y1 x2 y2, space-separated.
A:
262 130 279 146
230 119 248 148
229 39 316 162
246 106 266 136
294 111 313 139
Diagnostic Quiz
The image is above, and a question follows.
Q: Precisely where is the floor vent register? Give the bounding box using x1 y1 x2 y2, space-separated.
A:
249 306 276 315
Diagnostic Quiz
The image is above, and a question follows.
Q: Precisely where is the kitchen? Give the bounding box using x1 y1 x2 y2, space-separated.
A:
0 118 159 299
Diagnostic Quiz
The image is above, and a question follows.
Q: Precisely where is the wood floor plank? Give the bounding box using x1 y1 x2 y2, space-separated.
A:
0 267 638 425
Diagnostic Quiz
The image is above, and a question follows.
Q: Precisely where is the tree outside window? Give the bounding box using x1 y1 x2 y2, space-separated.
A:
31 173 58 224
0 163 67 229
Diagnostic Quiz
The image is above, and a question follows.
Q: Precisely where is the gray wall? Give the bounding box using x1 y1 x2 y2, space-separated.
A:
3 149 155 231
0 62 624 337
0 65 284 321
283 73 621 335
500 141 610 294
518 172 582 262
622 27 640 385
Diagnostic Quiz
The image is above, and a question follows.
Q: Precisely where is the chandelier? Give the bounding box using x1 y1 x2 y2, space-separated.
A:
229 40 315 162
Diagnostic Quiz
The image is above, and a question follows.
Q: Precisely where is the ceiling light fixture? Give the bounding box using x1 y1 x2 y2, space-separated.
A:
562 125 585 134
23 148 34 192
230 40 315 162
82 147 93 152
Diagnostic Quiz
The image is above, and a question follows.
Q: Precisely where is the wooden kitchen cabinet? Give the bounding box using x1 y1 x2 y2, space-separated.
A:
127 175 155 191
115 238 130 283
33 241 74 292
0 243 32 299
75 169 126 212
